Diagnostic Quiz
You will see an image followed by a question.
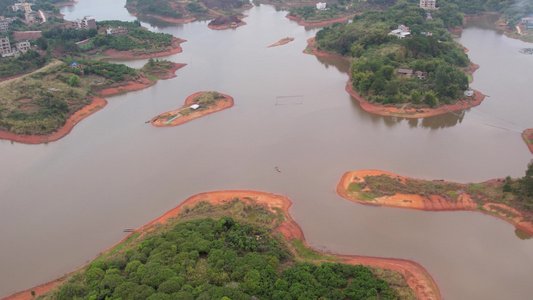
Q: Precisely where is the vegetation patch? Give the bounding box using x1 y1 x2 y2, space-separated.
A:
40 199 406 300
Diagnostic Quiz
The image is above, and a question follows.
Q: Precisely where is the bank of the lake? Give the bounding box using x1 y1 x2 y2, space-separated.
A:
151 91 234 127
286 14 357 27
337 170 533 236
5 191 440 300
306 38 486 118
0 63 186 144
523 129 533 155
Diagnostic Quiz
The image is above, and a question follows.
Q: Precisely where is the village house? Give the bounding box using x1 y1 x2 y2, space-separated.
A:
0 17 9 32
0 37 11 56
16 41 30 53
521 16 533 25
106 26 128 36
389 25 411 38
316 2 327 10
12 2 33 13
414 71 428 79
71 16 96 30
397 68 413 77
420 0 436 10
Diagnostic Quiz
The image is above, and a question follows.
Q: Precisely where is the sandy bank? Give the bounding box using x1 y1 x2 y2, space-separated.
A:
0 63 186 144
151 91 234 127
99 38 186 59
4 190 441 300
305 38 485 118
268 37 295 48
337 170 533 235
522 129 533 155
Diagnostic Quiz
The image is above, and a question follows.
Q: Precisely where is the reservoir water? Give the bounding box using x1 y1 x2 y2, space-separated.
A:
1 2 533 299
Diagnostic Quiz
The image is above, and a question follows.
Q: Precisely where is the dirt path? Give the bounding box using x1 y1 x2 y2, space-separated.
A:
4 190 441 300
287 14 357 27
337 170 533 235
150 92 234 127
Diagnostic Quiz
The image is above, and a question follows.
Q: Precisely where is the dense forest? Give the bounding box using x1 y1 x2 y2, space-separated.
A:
314 3 470 107
41 200 414 299
125 0 248 20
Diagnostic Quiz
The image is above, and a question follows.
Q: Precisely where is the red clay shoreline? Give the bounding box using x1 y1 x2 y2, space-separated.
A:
151 91 234 127
337 170 533 236
4 190 441 300
305 38 486 118
0 63 187 145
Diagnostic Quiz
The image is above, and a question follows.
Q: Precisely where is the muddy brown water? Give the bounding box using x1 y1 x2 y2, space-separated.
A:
1 2 533 299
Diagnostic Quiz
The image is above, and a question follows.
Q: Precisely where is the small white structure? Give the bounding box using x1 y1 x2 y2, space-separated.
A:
464 90 474 97
316 2 326 10
190 104 200 110
389 25 411 39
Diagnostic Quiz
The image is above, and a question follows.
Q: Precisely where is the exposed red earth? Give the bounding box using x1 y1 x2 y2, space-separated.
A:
523 129 533 155
0 63 186 144
4 190 441 300
337 170 533 235
150 91 234 127
305 38 485 118
267 37 294 48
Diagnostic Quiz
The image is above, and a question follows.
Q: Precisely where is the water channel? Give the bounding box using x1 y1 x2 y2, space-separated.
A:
1 2 533 299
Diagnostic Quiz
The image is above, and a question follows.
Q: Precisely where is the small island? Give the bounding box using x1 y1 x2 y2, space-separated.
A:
207 15 246 30
5 191 440 300
337 169 533 236
306 3 487 118
267 37 294 48
151 91 234 127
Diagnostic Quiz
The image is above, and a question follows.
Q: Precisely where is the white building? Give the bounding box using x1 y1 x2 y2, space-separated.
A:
420 0 436 10
71 16 96 30
389 25 411 39
0 17 9 32
316 2 326 10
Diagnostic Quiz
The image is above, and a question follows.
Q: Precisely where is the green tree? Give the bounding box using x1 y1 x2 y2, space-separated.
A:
424 90 438 108
68 74 80 87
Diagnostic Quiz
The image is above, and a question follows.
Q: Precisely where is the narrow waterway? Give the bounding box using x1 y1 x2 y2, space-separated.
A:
1 3 533 299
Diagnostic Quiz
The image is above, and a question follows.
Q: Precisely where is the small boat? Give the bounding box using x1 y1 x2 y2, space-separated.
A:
275 167 281 172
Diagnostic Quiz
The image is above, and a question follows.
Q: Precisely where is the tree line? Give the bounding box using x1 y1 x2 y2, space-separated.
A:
48 214 400 300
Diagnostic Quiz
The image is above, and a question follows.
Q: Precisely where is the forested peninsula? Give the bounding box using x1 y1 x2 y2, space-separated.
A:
7 191 441 300
307 2 484 118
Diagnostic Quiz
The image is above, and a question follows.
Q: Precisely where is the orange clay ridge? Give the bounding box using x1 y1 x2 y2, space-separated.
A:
0 63 186 144
268 37 295 48
522 129 533 155
150 91 234 127
305 37 485 118
337 170 533 236
4 190 441 300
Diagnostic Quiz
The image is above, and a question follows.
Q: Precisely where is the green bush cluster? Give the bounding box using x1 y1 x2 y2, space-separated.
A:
51 214 399 300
